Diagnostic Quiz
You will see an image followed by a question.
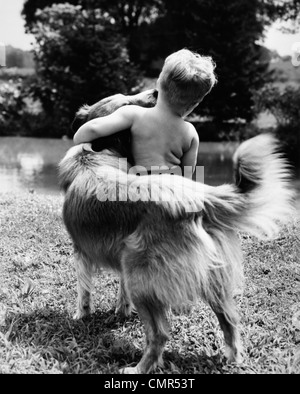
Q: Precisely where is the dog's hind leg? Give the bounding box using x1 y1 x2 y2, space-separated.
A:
115 273 133 317
121 299 170 374
73 252 94 320
210 298 243 364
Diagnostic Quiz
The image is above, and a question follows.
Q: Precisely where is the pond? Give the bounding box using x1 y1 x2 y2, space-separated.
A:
0 137 299 208
0 137 72 196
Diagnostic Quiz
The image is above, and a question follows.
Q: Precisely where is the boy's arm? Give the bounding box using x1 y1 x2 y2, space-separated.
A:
73 106 135 145
181 125 199 175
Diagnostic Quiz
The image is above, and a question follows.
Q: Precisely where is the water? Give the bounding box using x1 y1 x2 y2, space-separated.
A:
0 137 239 195
0 137 299 205
0 137 73 195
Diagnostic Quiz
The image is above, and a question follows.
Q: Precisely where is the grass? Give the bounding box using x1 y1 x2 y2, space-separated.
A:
0 193 299 374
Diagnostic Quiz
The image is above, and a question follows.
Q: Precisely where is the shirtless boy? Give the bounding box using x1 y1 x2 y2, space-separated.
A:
73 49 217 176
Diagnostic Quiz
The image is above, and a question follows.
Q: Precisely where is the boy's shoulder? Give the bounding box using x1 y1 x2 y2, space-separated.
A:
184 120 199 140
118 104 146 114
115 104 147 120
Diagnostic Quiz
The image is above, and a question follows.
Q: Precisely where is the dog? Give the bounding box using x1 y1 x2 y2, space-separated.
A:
58 89 294 374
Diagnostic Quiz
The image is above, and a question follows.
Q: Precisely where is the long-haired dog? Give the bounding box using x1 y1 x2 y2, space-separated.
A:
59 89 294 374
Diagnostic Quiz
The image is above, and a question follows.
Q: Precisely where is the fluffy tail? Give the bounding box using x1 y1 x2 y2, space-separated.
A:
202 134 295 239
93 133 294 238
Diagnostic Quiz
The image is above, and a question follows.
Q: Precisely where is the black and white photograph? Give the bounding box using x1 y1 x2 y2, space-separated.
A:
0 0 299 375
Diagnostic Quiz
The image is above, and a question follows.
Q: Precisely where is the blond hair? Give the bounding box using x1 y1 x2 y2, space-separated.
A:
158 49 217 115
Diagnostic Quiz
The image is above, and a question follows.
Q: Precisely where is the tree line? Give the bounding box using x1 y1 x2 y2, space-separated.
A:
1 0 299 161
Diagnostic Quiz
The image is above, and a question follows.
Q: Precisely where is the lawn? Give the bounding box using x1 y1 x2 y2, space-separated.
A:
0 193 299 374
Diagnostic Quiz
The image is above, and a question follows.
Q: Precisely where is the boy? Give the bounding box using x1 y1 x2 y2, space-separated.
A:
73 49 217 176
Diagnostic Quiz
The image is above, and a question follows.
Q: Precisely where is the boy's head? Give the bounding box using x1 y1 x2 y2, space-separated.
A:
157 49 217 116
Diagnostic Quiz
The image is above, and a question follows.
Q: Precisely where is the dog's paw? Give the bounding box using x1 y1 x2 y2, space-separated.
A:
73 312 83 320
224 345 243 364
120 366 140 374
73 310 90 320
115 303 137 317
115 303 131 317
234 352 244 364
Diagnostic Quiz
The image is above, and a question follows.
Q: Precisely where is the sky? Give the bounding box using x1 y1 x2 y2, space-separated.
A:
0 0 300 56
0 0 35 50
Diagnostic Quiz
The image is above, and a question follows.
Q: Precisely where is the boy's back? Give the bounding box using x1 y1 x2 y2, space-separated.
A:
129 105 197 171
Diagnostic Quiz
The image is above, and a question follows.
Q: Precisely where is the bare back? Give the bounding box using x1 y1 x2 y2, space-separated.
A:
130 106 194 170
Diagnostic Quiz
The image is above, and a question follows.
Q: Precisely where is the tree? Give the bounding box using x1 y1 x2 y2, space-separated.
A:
5 46 34 69
83 0 163 63
22 0 79 29
22 0 300 127
273 0 300 24
28 3 139 135
22 0 162 63
135 0 273 123
130 0 300 123
254 84 300 165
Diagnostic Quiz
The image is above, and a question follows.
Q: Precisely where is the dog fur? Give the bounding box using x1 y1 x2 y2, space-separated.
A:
59 90 295 374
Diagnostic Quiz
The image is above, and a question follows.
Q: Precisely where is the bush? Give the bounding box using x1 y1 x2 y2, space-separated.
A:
28 3 141 137
0 81 26 135
0 77 55 137
254 85 300 166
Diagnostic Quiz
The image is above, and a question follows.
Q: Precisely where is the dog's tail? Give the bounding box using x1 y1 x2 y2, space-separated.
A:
91 133 294 239
202 133 295 239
